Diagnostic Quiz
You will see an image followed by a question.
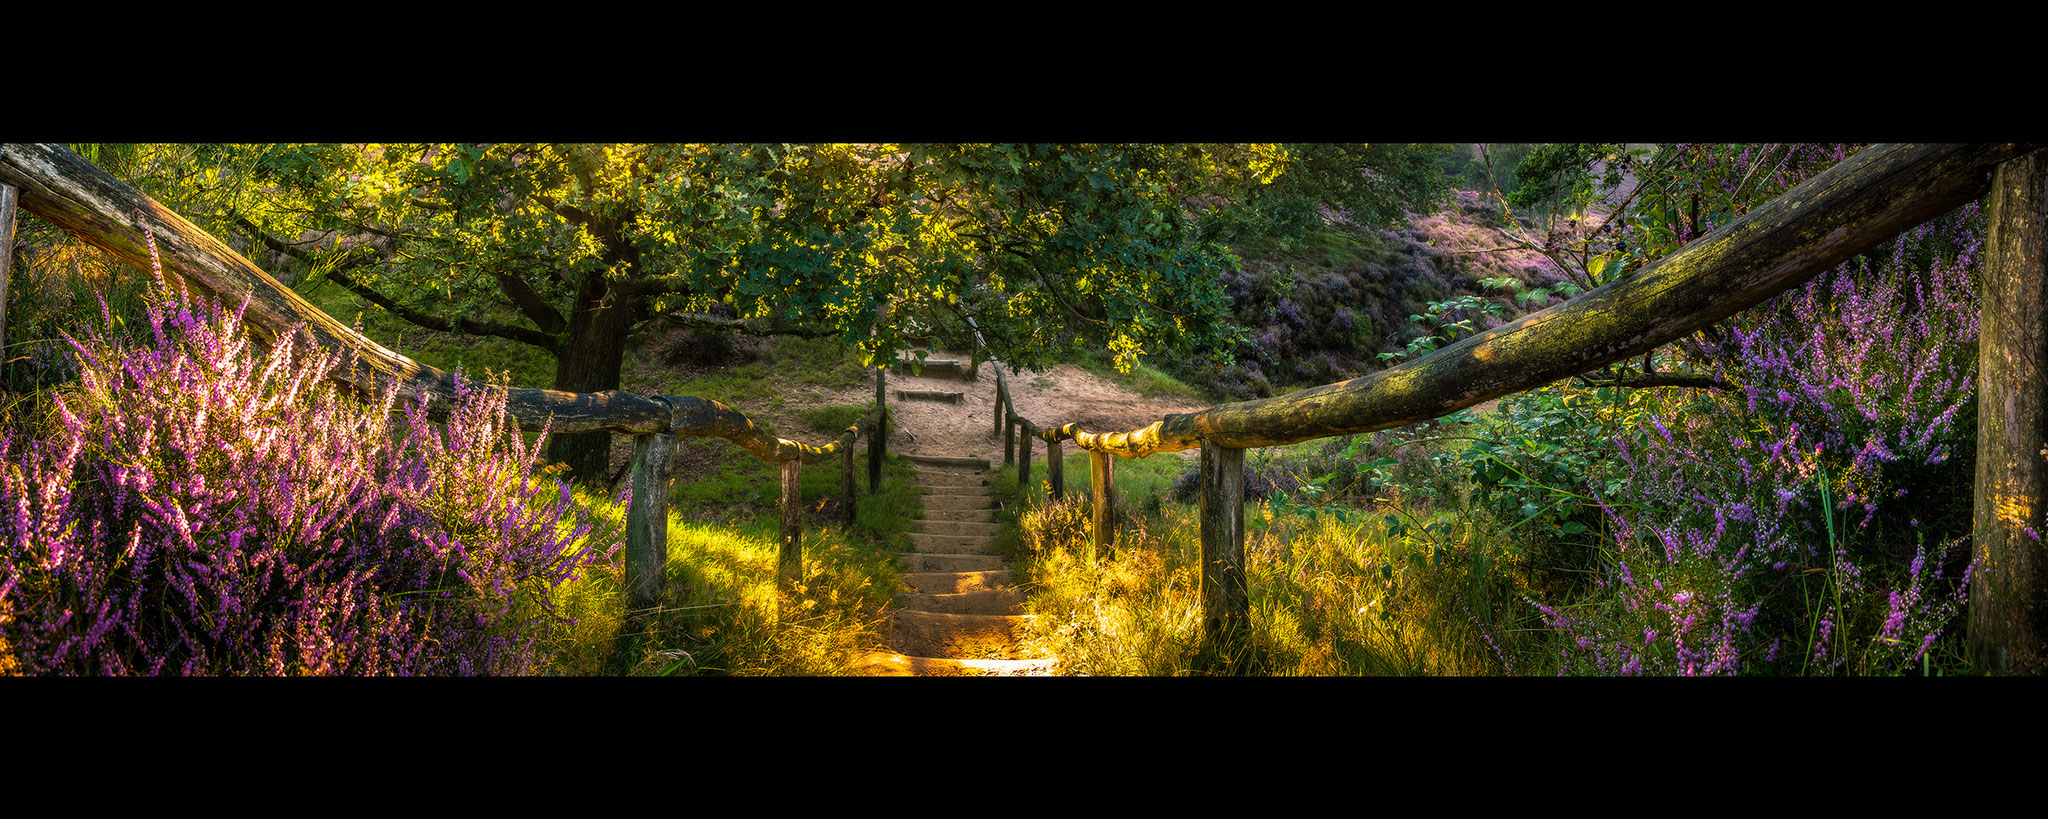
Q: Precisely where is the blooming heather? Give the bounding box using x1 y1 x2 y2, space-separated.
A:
0 259 619 675
1538 203 1982 676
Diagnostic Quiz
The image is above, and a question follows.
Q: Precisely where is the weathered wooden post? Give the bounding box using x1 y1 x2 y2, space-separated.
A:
1018 420 1034 500
869 368 886 492
779 458 804 602
1090 448 1115 551
1001 374 1016 465
841 437 857 531
1970 150 2048 674
993 369 1006 439
1004 410 1016 465
1 182 15 351
625 432 675 614
1047 436 1065 501
1199 441 1248 644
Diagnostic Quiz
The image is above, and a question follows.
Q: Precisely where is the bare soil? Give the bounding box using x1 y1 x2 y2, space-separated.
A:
855 349 1214 465
609 336 1215 518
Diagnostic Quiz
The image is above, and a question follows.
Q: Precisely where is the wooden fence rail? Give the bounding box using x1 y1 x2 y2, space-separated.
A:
978 143 2048 666
0 142 891 620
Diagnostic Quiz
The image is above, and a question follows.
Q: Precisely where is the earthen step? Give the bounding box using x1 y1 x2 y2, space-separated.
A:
912 469 989 488
891 587 1025 615
908 532 998 554
921 508 994 524
892 359 972 380
921 494 990 510
850 651 1053 677
899 553 1006 573
904 455 991 470
902 570 1016 595
895 390 964 404
918 482 991 496
884 609 1043 660
913 519 1000 538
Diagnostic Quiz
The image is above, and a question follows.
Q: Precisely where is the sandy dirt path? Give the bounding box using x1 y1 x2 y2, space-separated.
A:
821 348 1215 466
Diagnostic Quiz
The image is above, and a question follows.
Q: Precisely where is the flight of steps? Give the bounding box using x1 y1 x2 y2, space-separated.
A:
854 456 1053 676
891 355 971 405
893 355 973 382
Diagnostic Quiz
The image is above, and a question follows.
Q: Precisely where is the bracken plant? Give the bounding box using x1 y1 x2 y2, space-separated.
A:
0 244 620 675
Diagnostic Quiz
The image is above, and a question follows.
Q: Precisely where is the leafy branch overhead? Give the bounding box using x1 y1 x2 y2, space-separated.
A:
184 143 1358 477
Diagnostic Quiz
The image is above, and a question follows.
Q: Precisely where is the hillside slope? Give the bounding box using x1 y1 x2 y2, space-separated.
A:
1171 188 1577 401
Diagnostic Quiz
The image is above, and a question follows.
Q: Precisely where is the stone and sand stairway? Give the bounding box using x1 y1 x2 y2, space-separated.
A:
854 455 1054 675
853 353 1054 675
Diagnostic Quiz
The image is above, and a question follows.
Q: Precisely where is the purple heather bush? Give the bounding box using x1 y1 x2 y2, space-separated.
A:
0 254 619 675
1536 207 1983 675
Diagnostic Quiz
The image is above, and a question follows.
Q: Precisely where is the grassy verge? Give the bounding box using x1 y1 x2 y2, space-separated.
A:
537 454 921 675
997 434 1563 676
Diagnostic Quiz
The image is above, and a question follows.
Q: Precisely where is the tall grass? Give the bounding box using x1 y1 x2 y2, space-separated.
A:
1002 438 1556 675
539 453 921 675
1012 492 1552 675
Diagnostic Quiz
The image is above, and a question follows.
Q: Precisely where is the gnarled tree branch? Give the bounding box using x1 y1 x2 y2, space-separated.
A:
234 215 565 354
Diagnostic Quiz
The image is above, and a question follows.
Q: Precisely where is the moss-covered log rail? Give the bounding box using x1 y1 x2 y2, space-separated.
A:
0 142 891 618
985 144 2048 659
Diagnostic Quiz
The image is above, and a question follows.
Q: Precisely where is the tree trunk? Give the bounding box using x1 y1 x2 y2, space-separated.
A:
1969 150 2048 674
546 273 635 482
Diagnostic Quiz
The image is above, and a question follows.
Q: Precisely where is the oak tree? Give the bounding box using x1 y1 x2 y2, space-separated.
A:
215 143 1283 481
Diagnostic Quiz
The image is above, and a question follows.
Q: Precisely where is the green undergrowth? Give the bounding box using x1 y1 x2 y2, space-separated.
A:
543 453 921 675
997 432 1565 676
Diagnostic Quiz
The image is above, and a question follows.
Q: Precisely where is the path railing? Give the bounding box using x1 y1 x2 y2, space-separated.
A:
976 143 2048 659
0 142 891 618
